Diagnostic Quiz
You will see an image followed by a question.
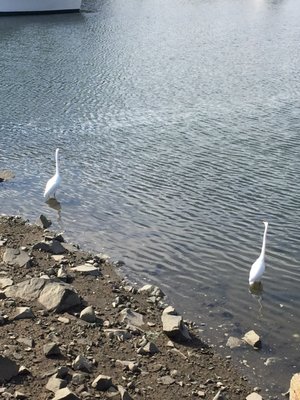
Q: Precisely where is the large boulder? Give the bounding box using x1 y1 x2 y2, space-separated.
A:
3 248 31 268
5 278 81 313
5 278 47 300
0 278 13 289
38 282 81 312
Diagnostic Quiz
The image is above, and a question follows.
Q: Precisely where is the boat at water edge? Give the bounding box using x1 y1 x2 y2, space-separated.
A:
0 0 82 15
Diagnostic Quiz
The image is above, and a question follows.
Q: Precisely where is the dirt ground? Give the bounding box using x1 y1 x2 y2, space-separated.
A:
0 215 260 399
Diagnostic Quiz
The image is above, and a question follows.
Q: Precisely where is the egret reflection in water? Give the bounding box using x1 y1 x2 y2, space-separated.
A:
46 197 63 230
249 281 264 316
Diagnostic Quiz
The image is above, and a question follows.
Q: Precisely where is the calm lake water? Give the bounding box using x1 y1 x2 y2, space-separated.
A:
1 0 300 396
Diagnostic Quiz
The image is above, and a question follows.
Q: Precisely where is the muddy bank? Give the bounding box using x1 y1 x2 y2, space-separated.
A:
0 215 264 399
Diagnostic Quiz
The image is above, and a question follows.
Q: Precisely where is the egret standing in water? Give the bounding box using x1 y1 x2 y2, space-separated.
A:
44 148 61 200
249 221 269 285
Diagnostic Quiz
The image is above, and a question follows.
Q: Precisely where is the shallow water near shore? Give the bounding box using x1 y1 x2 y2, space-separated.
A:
1 0 300 395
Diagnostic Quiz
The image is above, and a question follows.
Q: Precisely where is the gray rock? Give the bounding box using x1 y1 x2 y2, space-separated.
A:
5 278 47 301
52 387 80 400
72 355 93 373
71 372 87 385
57 267 69 282
79 306 96 323
138 341 160 355
119 308 145 328
112 295 125 308
38 282 81 312
118 385 133 400
46 268 59 276
17 338 34 348
115 360 140 373
138 284 165 298
52 255 66 262
246 393 263 400
0 356 19 383
157 375 175 385
46 376 67 392
60 242 79 253
104 329 132 341
161 306 191 341
0 238 7 246
243 330 261 349
212 390 223 400
57 316 70 324
91 374 112 391
43 343 61 357
13 307 35 320
226 336 244 349
70 264 100 276
36 214 52 229
3 248 31 268
124 285 137 294
14 391 27 399
0 278 13 289
96 252 110 261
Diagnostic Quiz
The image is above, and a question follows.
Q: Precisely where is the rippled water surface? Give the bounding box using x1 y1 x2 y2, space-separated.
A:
1 0 300 395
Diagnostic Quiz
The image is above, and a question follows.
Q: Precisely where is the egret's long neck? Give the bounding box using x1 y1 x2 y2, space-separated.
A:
260 223 268 257
55 150 59 175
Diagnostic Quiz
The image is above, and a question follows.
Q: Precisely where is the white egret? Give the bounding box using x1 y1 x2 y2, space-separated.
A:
44 148 61 200
249 221 268 285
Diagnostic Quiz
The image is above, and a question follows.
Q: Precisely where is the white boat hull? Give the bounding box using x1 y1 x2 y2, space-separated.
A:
0 0 82 14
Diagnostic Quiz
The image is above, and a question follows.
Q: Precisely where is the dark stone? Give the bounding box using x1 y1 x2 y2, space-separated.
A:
0 355 19 383
36 215 52 229
32 242 53 252
51 240 66 255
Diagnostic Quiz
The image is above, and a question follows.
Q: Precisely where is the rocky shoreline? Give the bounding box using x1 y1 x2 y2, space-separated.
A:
0 215 280 399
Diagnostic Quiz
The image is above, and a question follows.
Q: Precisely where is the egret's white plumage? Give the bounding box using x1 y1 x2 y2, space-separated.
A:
44 148 61 200
249 221 268 285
